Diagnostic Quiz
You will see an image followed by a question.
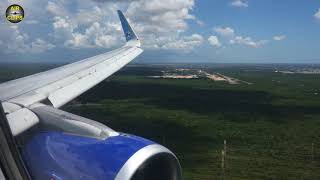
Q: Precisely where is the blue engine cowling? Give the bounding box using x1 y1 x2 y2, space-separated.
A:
22 131 181 180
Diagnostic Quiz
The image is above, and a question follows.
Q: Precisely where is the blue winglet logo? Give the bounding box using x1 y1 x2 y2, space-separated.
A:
126 31 132 40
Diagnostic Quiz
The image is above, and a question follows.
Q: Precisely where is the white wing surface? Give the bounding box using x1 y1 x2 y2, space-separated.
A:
0 10 142 136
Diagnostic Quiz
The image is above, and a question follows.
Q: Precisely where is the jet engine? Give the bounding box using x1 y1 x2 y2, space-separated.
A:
20 104 182 180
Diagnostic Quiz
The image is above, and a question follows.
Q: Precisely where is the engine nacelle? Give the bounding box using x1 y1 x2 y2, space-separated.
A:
22 132 181 180
21 104 182 180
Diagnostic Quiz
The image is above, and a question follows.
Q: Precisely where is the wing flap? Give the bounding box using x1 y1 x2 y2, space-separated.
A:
6 108 39 136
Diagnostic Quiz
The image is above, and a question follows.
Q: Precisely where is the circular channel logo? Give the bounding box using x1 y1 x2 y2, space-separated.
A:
6 4 24 23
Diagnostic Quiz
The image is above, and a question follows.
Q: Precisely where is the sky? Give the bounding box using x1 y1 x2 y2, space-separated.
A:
0 0 320 63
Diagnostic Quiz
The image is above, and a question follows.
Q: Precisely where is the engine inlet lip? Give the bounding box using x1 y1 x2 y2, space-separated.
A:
115 144 182 180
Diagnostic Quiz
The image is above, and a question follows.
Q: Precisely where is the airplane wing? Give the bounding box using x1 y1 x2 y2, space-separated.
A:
0 10 143 136
0 10 182 180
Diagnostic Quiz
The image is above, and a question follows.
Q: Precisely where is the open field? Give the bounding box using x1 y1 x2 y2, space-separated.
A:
1 63 320 179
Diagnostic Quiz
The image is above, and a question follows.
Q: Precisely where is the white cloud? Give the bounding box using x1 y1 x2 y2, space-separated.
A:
61 21 120 49
53 16 75 32
30 38 55 53
48 0 200 51
0 25 54 54
230 0 248 8
126 0 196 34
208 36 221 47
52 16 77 42
46 1 68 16
314 8 320 20
214 26 267 48
230 36 267 48
273 35 286 41
159 34 204 50
50 4 121 49
1 0 201 54
125 0 203 51
214 27 235 38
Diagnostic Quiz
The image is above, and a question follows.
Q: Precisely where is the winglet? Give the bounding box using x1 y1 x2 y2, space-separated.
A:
117 10 140 47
